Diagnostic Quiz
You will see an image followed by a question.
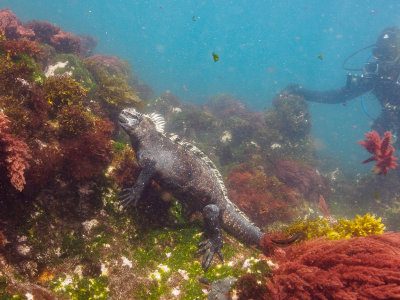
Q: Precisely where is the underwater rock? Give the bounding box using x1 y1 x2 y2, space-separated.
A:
0 254 56 299
76 34 98 58
207 276 237 300
151 90 182 117
265 91 311 144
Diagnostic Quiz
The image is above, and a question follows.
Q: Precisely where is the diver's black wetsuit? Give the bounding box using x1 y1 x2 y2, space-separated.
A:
287 61 400 136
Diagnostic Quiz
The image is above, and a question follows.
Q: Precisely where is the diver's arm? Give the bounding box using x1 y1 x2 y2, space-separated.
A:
286 74 373 104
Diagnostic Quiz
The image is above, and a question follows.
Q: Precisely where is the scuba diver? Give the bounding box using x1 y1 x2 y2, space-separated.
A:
286 27 400 140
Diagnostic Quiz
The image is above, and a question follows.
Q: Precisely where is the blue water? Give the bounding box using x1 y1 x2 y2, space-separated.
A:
2 0 399 173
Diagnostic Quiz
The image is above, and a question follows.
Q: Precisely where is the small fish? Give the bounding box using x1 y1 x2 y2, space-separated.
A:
183 85 188 91
374 191 380 203
317 54 323 60
192 16 196 22
296 36 301 40
212 52 219 62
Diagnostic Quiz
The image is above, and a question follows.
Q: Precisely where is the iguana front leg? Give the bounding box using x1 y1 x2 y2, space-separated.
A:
119 159 156 209
196 204 224 271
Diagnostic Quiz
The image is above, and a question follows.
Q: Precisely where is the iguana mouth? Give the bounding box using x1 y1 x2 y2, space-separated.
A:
119 108 141 128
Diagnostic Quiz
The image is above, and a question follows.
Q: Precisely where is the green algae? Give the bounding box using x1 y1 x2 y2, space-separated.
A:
131 222 258 299
49 274 109 300
113 141 127 154
51 54 95 90
15 53 45 83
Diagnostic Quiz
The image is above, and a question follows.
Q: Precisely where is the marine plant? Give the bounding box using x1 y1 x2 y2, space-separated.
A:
46 53 95 90
226 163 298 226
50 31 81 54
24 20 60 44
284 213 385 241
0 52 36 97
359 130 398 175
273 159 327 203
0 112 31 191
61 117 114 181
2 38 41 58
43 75 87 116
84 57 142 119
0 9 35 40
50 274 109 299
111 145 141 187
266 232 400 299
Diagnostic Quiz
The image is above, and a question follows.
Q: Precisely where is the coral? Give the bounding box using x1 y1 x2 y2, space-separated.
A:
359 130 398 175
0 9 34 40
267 233 400 299
0 113 31 191
284 213 385 241
226 163 298 226
274 159 326 203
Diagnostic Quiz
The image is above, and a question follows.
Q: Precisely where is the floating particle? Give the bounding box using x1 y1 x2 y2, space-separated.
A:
212 52 219 62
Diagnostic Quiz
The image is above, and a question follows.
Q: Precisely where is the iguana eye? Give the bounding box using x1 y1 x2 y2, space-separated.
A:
127 117 139 126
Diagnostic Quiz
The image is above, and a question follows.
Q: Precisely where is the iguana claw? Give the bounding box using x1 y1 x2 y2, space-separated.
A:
196 204 224 271
119 188 138 208
196 237 224 271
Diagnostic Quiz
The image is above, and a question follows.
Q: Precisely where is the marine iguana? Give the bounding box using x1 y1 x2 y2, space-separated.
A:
118 107 265 270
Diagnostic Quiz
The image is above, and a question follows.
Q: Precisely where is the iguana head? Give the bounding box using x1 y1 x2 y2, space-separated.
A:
119 108 143 135
119 108 165 137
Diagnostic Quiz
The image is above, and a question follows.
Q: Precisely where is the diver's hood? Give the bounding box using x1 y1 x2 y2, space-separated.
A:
373 27 400 61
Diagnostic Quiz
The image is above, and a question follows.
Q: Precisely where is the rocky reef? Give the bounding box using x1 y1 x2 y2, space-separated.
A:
1 8 400 299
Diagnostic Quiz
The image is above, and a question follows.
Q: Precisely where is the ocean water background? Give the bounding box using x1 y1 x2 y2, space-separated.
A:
1 0 399 174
